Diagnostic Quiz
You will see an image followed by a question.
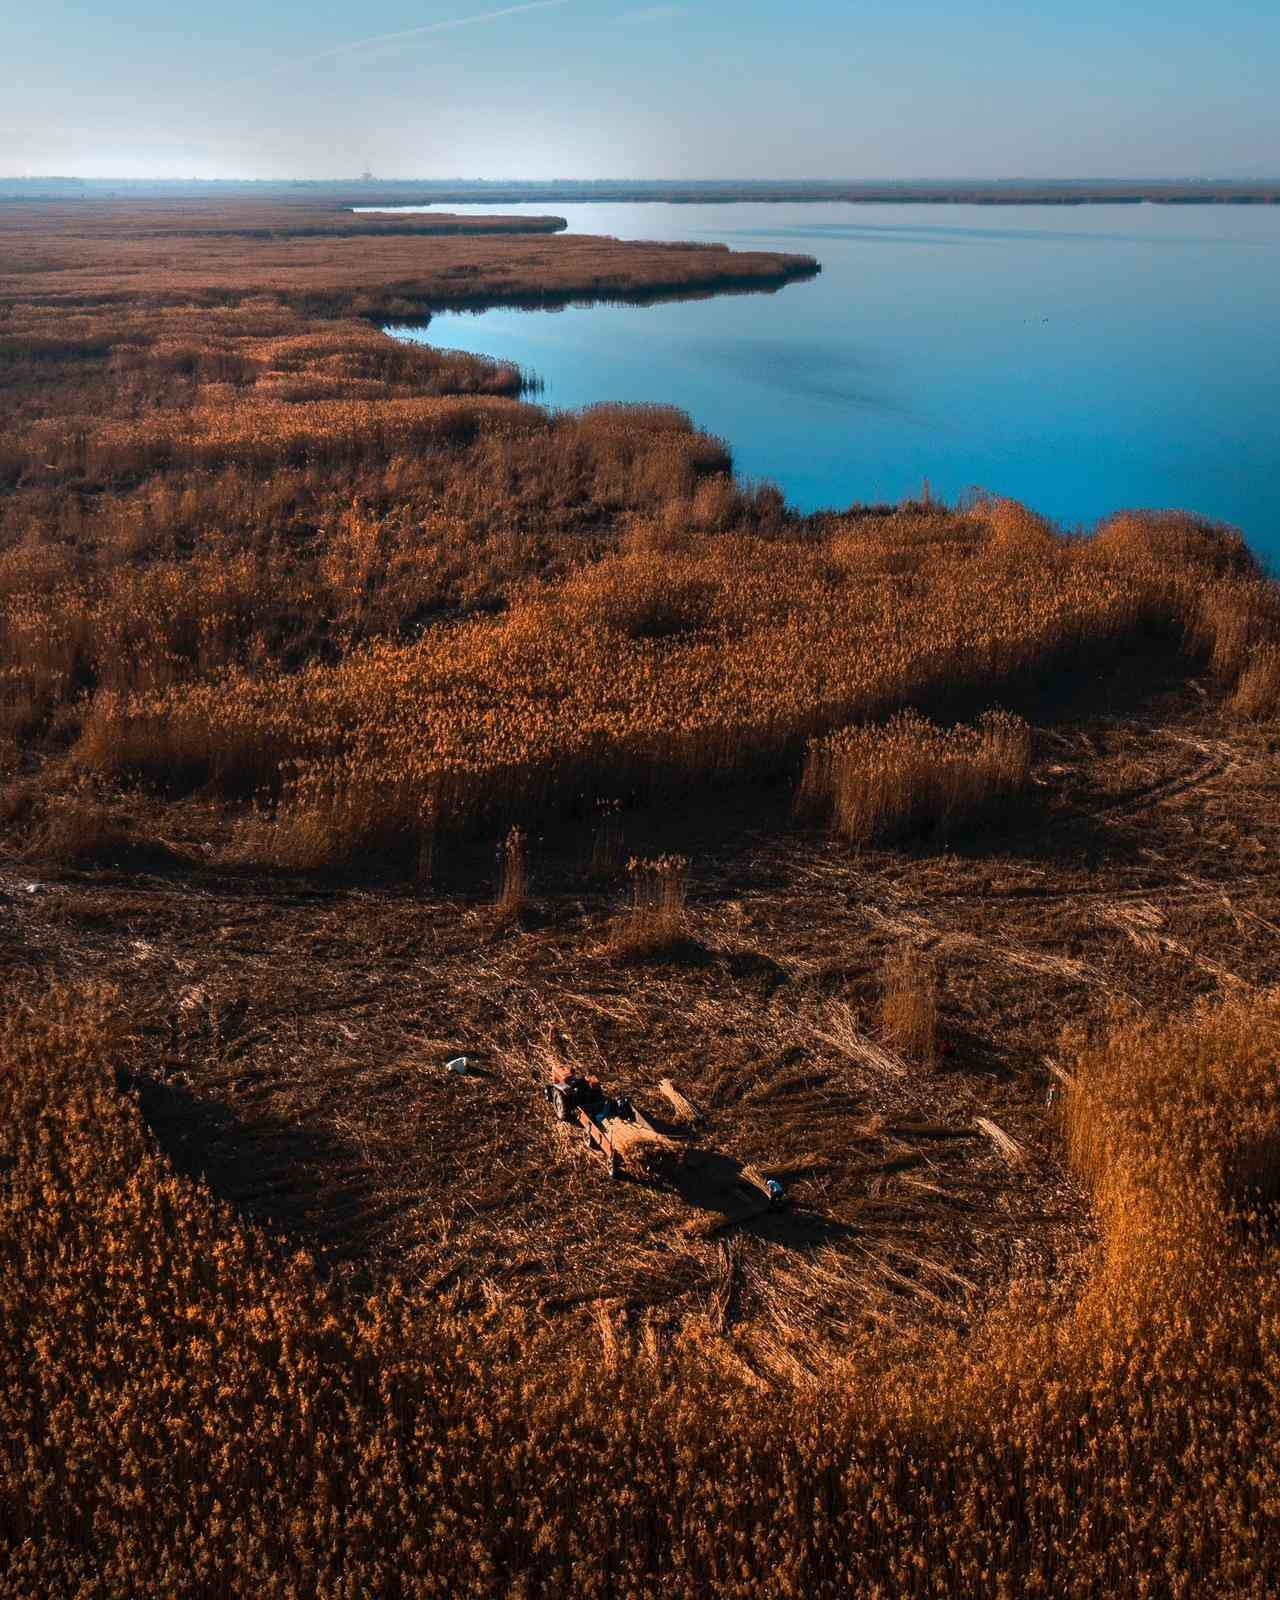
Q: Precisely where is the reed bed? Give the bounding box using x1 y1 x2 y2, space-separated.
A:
798 710 1033 844
6 194 1280 1600
0 207 817 315
32 394 547 482
1194 580 1280 682
965 491 1061 557
4 981 1279 1598
5 201 1263 880
1062 995 1280 1279
69 544 1181 867
1091 507 1259 578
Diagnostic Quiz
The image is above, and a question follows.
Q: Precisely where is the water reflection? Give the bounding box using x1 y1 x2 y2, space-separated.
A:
386 201 1280 550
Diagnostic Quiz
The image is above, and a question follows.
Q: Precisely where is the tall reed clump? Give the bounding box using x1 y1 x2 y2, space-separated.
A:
608 854 690 958
1194 581 1280 685
588 798 625 877
495 825 529 921
798 710 1032 845
1062 996 1280 1279
1231 642 1280 720
879 947 939 1064
1091 509 1259 580
21 788 142 867
967 493 1060 559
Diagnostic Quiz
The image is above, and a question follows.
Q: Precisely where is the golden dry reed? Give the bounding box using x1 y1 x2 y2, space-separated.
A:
880 947 940 1064
1232 642 1280 720
2 197 1267 876
799 710 1033 845
9 511 1257 869
5 199 1280 1597
5 982 1280 1597
495 825 530 920
608 853 690 958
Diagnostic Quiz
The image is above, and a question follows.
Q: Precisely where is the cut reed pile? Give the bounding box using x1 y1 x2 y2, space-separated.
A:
604 1117 686 1176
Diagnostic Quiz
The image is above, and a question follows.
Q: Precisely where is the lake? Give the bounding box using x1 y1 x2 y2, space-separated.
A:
380 202 1280 557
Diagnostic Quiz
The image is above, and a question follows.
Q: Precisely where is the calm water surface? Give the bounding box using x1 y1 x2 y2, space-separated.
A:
383 202 1280 557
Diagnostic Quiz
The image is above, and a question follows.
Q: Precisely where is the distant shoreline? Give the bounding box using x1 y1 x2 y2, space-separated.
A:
5 177 1280 206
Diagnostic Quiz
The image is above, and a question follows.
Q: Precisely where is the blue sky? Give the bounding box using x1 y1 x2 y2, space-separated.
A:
3 0 1277 178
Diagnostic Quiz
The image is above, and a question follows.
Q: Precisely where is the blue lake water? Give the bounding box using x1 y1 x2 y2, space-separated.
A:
383 202 1280 558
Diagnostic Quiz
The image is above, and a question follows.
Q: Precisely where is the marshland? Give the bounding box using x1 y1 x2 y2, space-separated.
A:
396 198 1280 533
3 192 1280 1599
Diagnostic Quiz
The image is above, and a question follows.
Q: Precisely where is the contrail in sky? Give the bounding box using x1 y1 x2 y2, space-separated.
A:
247 0 573 83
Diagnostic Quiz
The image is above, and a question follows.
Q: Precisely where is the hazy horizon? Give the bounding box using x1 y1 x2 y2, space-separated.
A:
8 174 1280 185
5 0 1278 182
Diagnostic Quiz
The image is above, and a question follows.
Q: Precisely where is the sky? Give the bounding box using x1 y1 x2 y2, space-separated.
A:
3 0 1278 180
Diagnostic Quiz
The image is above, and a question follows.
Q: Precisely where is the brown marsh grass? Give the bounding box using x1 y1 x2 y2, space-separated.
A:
607 853 691 958
879 947 940 1064
1231 642 1280 719
72 550 1142 867
1194 580 1280 682
965 491 1061 557
0 203 817 317
799 710 1033 845
1090 507 1259 578
5 198 1280 1597
4 980 1279 1597
495 825 530 921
